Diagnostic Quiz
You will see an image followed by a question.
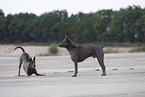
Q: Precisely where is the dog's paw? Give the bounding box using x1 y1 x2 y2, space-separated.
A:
72 75 77 77
101 74 106 76
36 73 46 76
40 74 46 76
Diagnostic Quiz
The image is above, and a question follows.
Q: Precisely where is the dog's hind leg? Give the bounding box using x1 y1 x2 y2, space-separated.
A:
96 54 106 76
18 58 22 76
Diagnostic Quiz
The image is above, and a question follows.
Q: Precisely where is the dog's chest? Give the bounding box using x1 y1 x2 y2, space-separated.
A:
69 50 78 62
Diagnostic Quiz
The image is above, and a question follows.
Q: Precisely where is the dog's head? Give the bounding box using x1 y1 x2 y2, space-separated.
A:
59 35 72 48
28 57 36 69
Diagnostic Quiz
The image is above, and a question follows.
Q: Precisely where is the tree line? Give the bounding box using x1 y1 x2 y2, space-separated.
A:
0 5 145 44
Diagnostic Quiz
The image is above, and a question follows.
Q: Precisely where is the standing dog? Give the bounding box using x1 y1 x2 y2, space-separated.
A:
59 36 107 77
14 46 45 76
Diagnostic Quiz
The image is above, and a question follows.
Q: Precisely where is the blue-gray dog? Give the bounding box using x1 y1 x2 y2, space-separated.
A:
59 36 107 77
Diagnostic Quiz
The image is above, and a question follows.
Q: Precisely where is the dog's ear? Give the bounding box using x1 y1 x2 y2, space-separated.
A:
65 35 70 39
29 58 32 62
65 35 71 41
33 57 36 61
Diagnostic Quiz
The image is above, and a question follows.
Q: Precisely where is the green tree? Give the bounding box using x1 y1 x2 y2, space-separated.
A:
109 5 144 43
0 6 144 44
94 9 114 42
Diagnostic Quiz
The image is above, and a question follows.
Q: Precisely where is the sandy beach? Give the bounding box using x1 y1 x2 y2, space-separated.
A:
0 45 136 56
0 50 145 97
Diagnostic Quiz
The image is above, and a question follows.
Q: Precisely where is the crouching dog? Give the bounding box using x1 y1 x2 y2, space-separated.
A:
14 46 45 76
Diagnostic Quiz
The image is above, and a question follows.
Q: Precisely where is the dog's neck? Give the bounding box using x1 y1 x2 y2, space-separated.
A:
66 41 77 52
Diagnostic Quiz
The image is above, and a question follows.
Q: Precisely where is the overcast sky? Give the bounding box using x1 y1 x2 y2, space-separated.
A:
0 0 145 16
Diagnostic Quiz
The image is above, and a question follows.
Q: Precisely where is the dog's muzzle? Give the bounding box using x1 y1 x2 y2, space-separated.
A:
59 43 63 47
59 43 66 47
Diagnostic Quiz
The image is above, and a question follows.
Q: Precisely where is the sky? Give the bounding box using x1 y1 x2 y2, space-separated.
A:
0 0 145 16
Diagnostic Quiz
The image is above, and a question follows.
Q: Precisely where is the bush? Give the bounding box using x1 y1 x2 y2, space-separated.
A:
49 44 58 55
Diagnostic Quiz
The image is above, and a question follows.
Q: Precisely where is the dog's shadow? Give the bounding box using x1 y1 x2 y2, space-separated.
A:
15 74 44 77
14 75 26 78
18 75 26 76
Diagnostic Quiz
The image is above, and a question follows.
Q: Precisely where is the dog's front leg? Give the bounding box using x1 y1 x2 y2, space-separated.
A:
34 69 46 76
72 62 78 77
18 60 22 76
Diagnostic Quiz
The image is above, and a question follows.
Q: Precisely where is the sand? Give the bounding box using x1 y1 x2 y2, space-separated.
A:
0 52 145 97
0 45 136 56
0 45 70 56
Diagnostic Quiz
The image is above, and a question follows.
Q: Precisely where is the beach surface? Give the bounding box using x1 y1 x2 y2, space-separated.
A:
0 52 145 97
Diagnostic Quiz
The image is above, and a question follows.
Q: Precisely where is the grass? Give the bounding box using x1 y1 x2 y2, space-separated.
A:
67 71 74 72
112 68 118 70
129 47 145 53
37 53 58 56
129 68 134 70
95 69 100 71
104 48 118 54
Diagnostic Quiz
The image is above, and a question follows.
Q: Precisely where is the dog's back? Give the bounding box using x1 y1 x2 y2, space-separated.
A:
20 53 30 62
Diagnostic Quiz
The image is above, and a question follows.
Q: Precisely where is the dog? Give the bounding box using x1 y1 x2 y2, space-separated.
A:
59 36 107 77
14 46 45 76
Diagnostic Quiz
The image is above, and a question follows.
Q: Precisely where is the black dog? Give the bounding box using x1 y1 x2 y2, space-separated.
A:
59 36 107 77
14 46 45 76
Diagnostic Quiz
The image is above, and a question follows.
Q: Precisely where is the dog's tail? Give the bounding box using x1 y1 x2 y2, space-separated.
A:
101 38 108 48
14 46 25 52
